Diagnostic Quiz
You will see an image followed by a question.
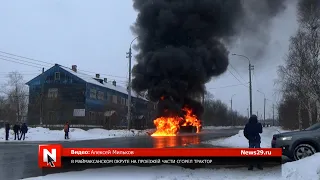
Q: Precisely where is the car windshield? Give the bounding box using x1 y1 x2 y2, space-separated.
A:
305 123 320 131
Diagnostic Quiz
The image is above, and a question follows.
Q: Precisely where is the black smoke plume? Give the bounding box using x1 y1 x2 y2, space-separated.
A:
130 0 288 119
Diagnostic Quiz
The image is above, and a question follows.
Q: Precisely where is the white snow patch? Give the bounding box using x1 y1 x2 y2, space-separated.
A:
23 154 320 180
0 127 151 142
282 153 320 180
203 126 244 130
206 127 291 148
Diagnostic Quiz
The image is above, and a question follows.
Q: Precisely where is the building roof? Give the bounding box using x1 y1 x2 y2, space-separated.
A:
59 65 148 101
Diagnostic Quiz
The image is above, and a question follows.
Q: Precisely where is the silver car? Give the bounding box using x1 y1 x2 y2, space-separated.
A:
271 122 320 160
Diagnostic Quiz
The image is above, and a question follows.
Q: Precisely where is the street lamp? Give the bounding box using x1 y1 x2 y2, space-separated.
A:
232 53 254 116
126 36 138 130
257 90 266 122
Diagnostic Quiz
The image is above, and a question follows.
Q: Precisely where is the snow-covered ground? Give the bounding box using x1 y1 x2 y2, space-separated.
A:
23 153 320 180
0 127 150 142
206 127 291 148
203 126 244 130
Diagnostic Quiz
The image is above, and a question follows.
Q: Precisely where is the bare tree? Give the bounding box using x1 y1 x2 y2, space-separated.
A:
276 0 320 129
202 91 246 126
3 72 28 123
278 30 313 128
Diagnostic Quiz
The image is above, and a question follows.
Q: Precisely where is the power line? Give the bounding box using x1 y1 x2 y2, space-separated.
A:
228 63 246 82
0 73 39 77
227 69 248 88
0 50 128 79
0 50 53 65
207 82 249 89
0 54 51 68
0 57 43 69
75 68 128 79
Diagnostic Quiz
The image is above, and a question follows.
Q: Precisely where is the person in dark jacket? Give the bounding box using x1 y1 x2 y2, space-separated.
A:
64 122 70 139
5 122 10 140
13 122 20 140
19 123 28 140
244 115 263 170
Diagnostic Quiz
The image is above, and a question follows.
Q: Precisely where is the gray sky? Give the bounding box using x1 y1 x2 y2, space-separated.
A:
0 0 298 118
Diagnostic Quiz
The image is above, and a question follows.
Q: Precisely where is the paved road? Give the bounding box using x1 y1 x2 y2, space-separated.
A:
0 128 241 180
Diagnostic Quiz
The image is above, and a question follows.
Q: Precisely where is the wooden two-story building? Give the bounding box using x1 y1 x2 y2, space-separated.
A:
26 64 156 129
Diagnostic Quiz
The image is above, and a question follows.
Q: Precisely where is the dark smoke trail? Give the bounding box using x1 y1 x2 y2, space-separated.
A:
130 0 288 118
233 0 290 60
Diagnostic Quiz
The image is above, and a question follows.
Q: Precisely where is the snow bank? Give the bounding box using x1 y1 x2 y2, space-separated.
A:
282 153 320 180
206 127 291 148
0 127 150 142
23 153 320 180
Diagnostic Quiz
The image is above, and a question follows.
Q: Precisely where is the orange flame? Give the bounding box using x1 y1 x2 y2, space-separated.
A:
151 107 202 136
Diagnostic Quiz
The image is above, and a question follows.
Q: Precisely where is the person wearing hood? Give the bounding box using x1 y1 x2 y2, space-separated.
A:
13 122 20 140
5 122 10 140
244 114 263 170
19 123 28 140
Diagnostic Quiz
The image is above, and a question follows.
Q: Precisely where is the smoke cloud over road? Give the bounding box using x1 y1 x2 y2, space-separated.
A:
130 0 289 118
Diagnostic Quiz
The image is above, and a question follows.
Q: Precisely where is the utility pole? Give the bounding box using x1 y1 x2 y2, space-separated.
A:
40 68 44 125
249 63 254 116
231 94 236 126
126 37 138 130
247 108 249 118
232 54 253 116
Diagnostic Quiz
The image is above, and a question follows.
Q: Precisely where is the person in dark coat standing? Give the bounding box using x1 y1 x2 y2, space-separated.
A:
5 122 10 140
64 122 70 139
13 122 20 140
20 123 28 140
244 115 263 170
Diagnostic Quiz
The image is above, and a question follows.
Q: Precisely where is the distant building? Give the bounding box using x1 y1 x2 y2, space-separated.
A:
26 64 156 129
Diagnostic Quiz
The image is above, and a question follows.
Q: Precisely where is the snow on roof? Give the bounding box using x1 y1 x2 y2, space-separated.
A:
60 66 148 101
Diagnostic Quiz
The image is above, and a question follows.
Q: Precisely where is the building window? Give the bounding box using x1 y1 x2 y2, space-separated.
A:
90 89 97 99
54 72 60 80
112 95 117 104
97 91 104 100
48 88 58 98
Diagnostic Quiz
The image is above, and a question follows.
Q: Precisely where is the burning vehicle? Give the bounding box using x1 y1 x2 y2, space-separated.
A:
150 96 202 136
130 0 232 136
